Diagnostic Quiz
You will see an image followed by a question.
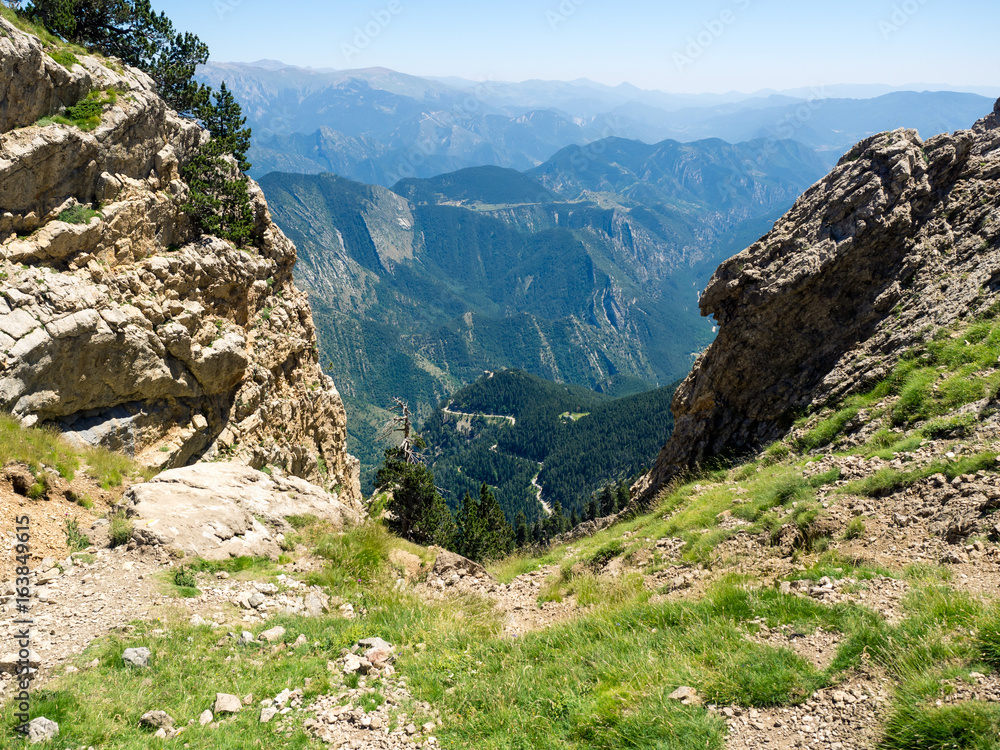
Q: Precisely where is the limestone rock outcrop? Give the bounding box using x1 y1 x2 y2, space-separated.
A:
122 463 362 559
637 100 1000 502
0 17 360 501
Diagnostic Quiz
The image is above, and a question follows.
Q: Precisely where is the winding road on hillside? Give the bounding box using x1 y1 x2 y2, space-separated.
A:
441 406 516 425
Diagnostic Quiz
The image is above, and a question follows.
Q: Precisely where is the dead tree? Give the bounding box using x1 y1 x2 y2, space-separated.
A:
377 397 421 465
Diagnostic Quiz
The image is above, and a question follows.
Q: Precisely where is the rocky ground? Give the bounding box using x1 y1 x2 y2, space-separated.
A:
5 431 1000 748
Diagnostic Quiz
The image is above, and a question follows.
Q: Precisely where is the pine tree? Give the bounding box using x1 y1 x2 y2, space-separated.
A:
616 481 630 512
374 446 454 548
514 511 529 548
570 508 580 529
600 485 614 517
181 83 255 245
478 483 513 559
585 495 598 522
455 490 484 560
30 0 210 115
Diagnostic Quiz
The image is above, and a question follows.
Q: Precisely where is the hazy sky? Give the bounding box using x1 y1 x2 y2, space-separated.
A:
156 0 998 93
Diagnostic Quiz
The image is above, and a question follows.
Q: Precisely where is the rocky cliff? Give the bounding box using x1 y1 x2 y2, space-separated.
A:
0 17 361 504
636 99 1000 502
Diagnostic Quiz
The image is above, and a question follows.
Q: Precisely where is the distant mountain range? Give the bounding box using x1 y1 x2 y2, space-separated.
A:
197 61 994 185
258 135 827 484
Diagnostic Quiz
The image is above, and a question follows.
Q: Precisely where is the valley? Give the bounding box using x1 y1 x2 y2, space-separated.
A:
260 143 826 488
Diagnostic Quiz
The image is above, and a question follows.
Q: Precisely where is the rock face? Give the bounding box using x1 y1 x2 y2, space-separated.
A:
123 462 362 559
637 101 1000 502
0 17 359 499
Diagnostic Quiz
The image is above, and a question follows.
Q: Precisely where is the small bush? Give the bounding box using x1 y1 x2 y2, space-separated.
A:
797 405 859 451
842 517 866 540
975 610 1000 670
922 413 977 439
882 702 1000 750
64 518 90 552
27 474 48 499
278 532 301 552
314 523 391 589
173 567 197 588
808 467 841 487
58 205 101 225
891 368 938 426
108 511 133 548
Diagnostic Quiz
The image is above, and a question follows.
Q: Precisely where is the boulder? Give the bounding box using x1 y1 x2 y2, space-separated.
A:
121 462 361 559
389 548 423 580
122 647 151 668
26 717 59 744
431 550 492 581
214 693 242 715
258 626 286 643
635 103 1000 502
139 710 174 730
0 16 361 501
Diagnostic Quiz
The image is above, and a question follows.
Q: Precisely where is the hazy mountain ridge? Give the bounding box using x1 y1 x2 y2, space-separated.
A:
198 61 993 185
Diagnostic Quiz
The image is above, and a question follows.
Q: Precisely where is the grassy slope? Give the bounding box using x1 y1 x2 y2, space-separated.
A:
9 314 1000 748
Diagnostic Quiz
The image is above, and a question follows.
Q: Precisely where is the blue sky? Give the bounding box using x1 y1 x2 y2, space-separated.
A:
156 0 998 93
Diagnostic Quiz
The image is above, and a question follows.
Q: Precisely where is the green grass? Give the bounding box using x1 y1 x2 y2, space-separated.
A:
173 567 197 588
48 48 79 68
841 450 999 498
313 523 394 591
58 205 102 225
38 89 118 132
64 518 90 552
0 412 152 489
108 511 132 548
0 5 64 46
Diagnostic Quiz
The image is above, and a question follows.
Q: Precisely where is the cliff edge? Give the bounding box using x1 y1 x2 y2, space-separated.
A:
636 99 1000 502
0 16 361 505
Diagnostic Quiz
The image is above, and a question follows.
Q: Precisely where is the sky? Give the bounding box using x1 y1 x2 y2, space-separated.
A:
154 0 999 94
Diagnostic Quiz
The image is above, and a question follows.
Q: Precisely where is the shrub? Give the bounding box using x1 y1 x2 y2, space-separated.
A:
975 610 1000 670
314 523 392 589
842 517 866 540
48 48 79 68
588 540 624 570
64 518 90 552
58 205 102 224
108 511 133 547
173 567 196 588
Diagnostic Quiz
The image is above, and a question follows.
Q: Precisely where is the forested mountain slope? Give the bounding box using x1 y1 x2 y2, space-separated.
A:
420 370 678 522
259 138 826 481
